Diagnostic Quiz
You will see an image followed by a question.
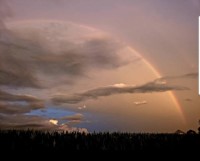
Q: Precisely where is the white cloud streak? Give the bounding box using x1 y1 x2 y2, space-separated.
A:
134 101 147 105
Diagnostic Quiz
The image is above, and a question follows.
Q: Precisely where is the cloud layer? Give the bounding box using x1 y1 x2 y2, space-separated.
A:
0 89 44 115
0 21 135 88
52 78 189 104
0 2 197 131
0 114 88 132
0 19 134 130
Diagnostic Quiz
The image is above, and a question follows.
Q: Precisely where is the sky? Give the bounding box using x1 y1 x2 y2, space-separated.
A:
0 0 200 133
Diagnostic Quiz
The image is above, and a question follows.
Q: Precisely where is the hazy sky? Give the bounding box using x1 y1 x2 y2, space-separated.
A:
0 0 199 132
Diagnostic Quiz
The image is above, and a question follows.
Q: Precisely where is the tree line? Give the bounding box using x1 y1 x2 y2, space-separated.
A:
0 129 199 151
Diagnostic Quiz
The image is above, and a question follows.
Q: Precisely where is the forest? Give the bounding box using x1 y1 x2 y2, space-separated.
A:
0 129 199 152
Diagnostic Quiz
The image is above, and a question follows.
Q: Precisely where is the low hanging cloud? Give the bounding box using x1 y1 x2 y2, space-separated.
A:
0 114 88 132
61 113 84 124
52 78 189 104
49 119 58 125
0 101 44 115
0 90 42 102
0 90 44 115
0 114 55 130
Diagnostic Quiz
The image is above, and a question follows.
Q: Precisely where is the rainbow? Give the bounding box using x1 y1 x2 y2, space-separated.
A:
6 20 186 124
128 47 186 124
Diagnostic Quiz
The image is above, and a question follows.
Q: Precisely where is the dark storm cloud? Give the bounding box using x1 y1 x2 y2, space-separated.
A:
52 79 189 104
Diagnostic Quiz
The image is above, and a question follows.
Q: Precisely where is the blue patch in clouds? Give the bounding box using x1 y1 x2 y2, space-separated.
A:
27 107 76 119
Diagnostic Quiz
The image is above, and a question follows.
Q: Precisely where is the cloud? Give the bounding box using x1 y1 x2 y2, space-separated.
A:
0 114 88 132
185 98 192 102
134 100 147 105
159 72 198 80
0 38 46 88
78 105 86 110
0 21 137 89
60 113 84 125
26 37 135 79
0 114 54 130
0 90 42 102
0 101 44 115
0 90 44 114
49 119 58 125
61 113 83 121
58 124 88 133
0 19 133 131
52 78 189 104
0 0 11 29
181 72 198 79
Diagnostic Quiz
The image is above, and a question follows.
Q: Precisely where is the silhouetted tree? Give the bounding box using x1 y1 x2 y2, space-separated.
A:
198 119 200 134
186 130 196 135
175 129 185 134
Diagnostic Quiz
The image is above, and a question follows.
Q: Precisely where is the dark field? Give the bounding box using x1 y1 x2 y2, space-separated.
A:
0 130 199 152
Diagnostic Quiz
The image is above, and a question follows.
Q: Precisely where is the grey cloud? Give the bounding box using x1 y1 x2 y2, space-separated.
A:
52 78 189 104
0 90 44 115
0 1 45 116
0 101 44 114
0 103 29 114
0 19 133 130
180 72 198 79
0 114 58 130
0 114 88 132
185 98 192 102
32 53 86 76
0 23 134 88
61 113 84 121
31 37 132 75
159 72 198 80
0 90 42 102
0 38 45 88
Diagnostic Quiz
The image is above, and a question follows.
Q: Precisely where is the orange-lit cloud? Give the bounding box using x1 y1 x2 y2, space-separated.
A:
134 101 147 106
